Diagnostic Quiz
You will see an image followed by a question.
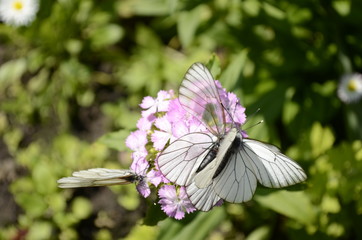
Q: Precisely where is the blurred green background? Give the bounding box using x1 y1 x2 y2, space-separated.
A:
1 0 362 239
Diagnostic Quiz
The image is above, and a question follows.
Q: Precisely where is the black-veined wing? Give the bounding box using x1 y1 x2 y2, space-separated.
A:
211 145 258 203
240 139 307 188
57 168 140 188
179 63 227 136
186 181 221 212
199 137 307 205
157 132 216 186
193 128 238 188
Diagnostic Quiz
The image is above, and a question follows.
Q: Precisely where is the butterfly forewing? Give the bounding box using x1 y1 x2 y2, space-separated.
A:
57 168 139 188
241 139 307 188
179 63 227 136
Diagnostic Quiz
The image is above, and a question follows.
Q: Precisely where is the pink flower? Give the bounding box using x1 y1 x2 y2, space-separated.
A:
166 98 206 138
151 116 173 150
137 115 156 131
147 169 164 187
126 130 148 154
123 78 248 218
166 99 187 122
140 90 174 117
158 185 196 219
130 152 151 198
136 179 151 198
226 92 246 126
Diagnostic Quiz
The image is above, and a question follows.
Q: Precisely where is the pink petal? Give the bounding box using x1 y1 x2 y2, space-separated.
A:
136 180 151 198
137 115 156 131
151 130 172 151
126 130 147 152
140 96 155 109
147 169 163 187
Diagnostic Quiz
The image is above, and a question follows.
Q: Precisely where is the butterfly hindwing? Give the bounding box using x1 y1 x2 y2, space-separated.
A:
212 148 257 203
186 181 221 212
157 132 215 186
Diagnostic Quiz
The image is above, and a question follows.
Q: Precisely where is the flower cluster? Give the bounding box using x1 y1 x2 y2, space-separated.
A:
0 0 39 26
126 81 246 219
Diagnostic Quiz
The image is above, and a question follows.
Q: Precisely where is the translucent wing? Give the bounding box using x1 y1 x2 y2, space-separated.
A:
210 138 307 204
179 63 226 136
241 139 307 188
212 151 258 203
194 128 238 188
157 132 215 186
186 181 221 211
57 168 139 188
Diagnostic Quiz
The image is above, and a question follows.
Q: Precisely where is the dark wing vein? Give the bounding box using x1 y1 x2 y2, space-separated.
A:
157 132 214 186
179 63 227 136
241 139 307 188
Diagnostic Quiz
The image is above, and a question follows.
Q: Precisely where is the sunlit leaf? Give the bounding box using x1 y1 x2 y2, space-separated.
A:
310 122 335 157
255 190 316 225
158 207 226 240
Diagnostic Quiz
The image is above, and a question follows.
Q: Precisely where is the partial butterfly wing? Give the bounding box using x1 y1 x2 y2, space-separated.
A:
240 139 307 188
179 63 227 136
157 132 216 186
186 181 221 211
212 147 258 203
57 168 140 188
209 138 306 204
194 128 238 188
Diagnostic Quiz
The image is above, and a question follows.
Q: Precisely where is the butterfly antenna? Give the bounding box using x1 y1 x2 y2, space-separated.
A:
243 120 264 131
221 102 237 128
243 108 261 125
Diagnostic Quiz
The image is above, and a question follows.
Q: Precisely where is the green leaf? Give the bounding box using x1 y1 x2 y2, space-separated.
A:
143 200 167 226
90 24 124 49
71 197 92 220
0 58 27 87
255 190 316 225
177 7 202 47
117 0 170 16
158 207 226 240
206 54 221 78
332 1 351 16
33 162 57 194
245 225 271 240
262 2 285 19
15 193 47 218
243 0 261 17
282 101 299 125
27 221 52 240
220 50 248 90
98 130 130 151
310 122 335 157
125 224 159 240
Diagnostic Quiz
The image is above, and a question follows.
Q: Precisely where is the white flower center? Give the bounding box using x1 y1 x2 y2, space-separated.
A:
12 1 23 11
347 79 358 92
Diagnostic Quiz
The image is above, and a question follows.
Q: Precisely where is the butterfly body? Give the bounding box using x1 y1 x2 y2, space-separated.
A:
213 129 243 180
196 142 219 174
194 128 238 188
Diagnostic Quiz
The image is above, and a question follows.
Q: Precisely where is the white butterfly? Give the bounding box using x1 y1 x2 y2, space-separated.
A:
157 63 307 211
57 168 142 188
